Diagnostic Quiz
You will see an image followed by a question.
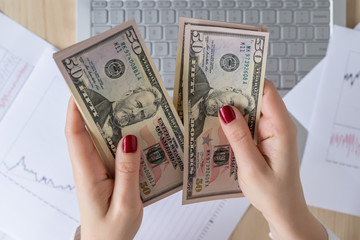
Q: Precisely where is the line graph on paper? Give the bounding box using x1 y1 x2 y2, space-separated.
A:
326 51 360 168
3 156 75 191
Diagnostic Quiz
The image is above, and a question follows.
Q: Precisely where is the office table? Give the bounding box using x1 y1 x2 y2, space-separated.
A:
0 0 359 239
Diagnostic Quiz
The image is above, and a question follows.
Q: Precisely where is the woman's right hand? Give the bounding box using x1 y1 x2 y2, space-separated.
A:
218 80 327 240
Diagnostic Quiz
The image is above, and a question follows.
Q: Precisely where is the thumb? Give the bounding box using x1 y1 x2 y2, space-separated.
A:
218 105 268 176
112 135 141 207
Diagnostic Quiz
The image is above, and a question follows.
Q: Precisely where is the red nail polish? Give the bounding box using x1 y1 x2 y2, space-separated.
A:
123 135 137 153
219 105 236 124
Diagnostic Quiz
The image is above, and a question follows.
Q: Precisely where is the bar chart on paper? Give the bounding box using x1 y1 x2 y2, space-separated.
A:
327 51 360 168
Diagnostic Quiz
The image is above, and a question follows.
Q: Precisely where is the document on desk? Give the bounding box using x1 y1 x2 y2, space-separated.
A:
0 13 53 122
300 25 360 217
0 47 79 239
283 23 360 131
136 191 250 240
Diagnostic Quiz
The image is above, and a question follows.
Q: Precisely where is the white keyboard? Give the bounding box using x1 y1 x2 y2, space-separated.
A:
91 0 331 90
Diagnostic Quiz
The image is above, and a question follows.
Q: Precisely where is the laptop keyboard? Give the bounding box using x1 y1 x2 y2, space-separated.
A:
91 0 331 91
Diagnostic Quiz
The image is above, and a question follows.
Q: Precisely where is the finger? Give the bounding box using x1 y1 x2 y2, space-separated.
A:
260 80 293 126
219 105 270 175
258 80 297 141
111 135 141 211
65 97 108 186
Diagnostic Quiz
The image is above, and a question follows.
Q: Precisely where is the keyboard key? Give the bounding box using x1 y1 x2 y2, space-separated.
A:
157 1 171 8
173 1 187 8
316 1 330 8
138 26 146 38
253 1 266 8
178 10 192 18
295 10 310 24
222 1 235 8
268 1 282 8
285 2 298 8
154 42 169 56
278 10 292 24
109 1 123 8
194 10 209 20
206 1 219 8
266 75 280 88
244 10 259 24
162 58 176 72
189 1 203 8
237 1 251 8
110 10 124 24
281 75 297 89
298 26 314 40
145 42 152 54
165 25 178 40
153 58 160 71
148 26 162 40
288 42 304 56
125 1 139 8
301 1 315 8
261 10 276 24
271 42 286 56
92 1 107 8
160 10 175 24
170 41 178 56
143 10 158 24
92 26 111 35
282 26 296 40
315 26 330 40
126 10 141 23
92 10 108 24
312 10 330 24
305 42 328 56
162 74 175 89
266 58 278 72
141 1 155 8
268 26 280 40
210 10 226 22
228 10 242 23
280 58 295 72
297 58 321 72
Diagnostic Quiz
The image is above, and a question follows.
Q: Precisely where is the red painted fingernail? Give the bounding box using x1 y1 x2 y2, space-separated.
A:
219 105 236 124
123 135 137 153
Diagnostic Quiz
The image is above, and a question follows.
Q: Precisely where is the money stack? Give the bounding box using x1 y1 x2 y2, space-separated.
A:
53 20 184 206
175 18 269 204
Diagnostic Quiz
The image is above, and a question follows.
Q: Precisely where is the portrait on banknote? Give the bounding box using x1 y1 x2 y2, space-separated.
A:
85 85 162 146
190 66 255 140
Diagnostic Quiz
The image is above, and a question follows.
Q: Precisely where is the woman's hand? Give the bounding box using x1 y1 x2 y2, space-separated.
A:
65 97 143 240
219 80 327 240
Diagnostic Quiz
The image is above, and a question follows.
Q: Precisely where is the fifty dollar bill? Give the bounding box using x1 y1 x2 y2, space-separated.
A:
173 18 268 122
182 24 269 204
53 20 184 206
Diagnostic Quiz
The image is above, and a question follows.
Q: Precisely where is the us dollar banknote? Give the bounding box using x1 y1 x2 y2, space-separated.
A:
173 18 268 123
182 25 269 204
53 20 184 206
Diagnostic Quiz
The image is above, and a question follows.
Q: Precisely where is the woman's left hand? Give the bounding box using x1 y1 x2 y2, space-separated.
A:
65 97 143 240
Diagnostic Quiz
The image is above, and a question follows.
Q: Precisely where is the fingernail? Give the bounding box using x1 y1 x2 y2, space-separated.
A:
123 135 137 153
219 105 236 124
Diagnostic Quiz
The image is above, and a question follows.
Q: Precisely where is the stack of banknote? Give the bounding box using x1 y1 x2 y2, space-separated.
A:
53 18 268 206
